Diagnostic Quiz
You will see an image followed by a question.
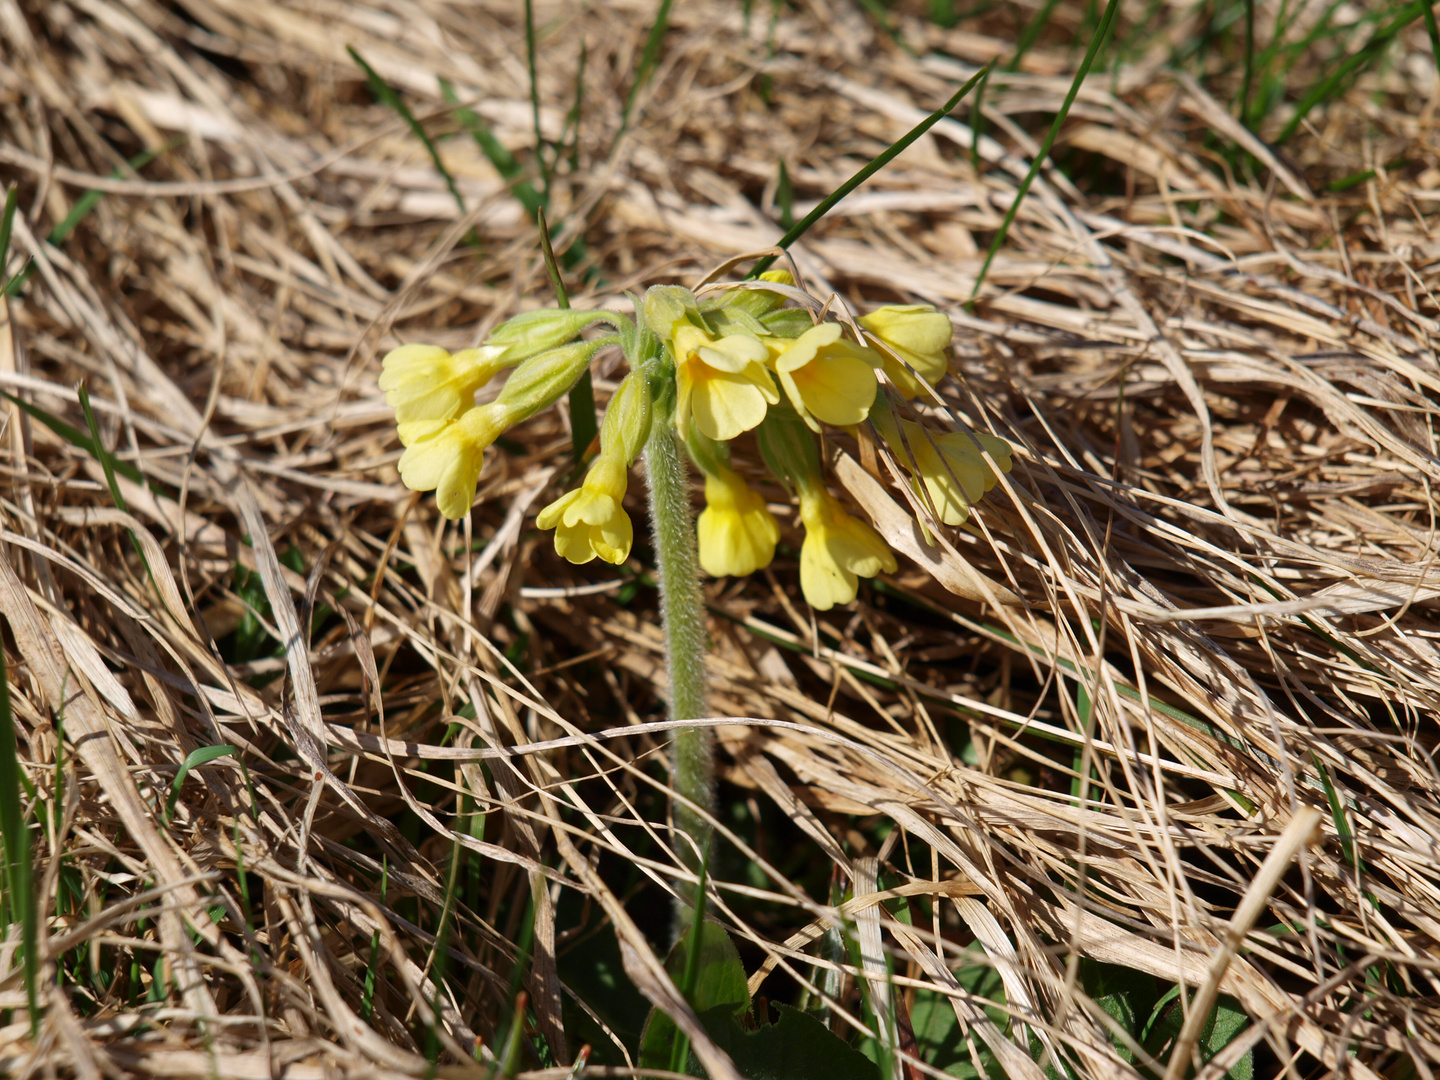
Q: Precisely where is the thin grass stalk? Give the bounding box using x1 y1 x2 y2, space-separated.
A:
524 0 551 203
622 0 676 133
0 633 37 1034
969 0 1120 304
537 211 597 462
750 66 989 278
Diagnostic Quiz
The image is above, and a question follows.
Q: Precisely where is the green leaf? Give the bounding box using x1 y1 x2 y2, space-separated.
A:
165 745 239 825
710 1004 880 1080
638 919 750 1069
1077 959 1158 1064
0 391 145 486
1144 993 1253 1080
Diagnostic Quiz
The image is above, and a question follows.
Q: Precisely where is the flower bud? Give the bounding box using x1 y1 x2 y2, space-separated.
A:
642 285 700 340
600 370 653 465
493 338 610 425
705 269 796 319
485 309 614 362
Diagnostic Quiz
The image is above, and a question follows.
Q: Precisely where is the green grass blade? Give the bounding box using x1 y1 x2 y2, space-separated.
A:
78 382 156 584
1425 0 1440 84
524 0 551 203
750 65 990 279
621 0 676 132
1241 0 1256 123
969 0 1120 304
537 209 597 463
775 159 795 229
439 80 545 219
0 390 138 485
360 855 388 1022
164 745 239 825
348 47 470 222
1008 0 1063 71
0 184 18 290
3 143 173 297
0 629 38 1034
1276 2 1422 143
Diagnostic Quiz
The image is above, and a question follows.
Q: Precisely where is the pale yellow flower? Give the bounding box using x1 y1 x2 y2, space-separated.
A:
672 323 779 441
536 456 633 565
396 403 509 519
874 411 1013 526
858 304 952 396
772 323 880 431
697 467 779 577
797 487 896 610
380 344 509 429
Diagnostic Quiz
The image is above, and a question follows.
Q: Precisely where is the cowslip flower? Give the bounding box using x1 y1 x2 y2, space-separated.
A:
797 485 897 611
873 408 1013 526
395 337 610 518
380 344 511 430
536 455 634 565
397 403 510 519
671 323 779 441
537 370 653 564
645 285 780 441
771 323 880 431
858 304 952 397
697 465 780 577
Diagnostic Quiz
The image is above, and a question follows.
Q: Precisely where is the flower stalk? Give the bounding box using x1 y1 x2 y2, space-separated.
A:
643 391 714 920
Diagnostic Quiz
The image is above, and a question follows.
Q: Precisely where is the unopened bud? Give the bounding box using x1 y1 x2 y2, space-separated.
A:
600 370 653 464
494 338 612 424
486 309 614 362
642 285 700 340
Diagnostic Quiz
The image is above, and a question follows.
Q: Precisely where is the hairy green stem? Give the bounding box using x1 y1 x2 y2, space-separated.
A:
642 416 712 924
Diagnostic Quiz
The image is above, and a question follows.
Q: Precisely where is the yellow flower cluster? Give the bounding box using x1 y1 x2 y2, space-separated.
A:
380 271 1013 611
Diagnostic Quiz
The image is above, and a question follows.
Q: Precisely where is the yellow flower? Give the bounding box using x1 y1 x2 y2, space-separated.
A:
536 456 633 565
396 403 509 519
797 487 896 611
874 411 1013 526
379 344 509 428
673 323 779 441
697 467 779 577
772 323 880 431
858 305 952 397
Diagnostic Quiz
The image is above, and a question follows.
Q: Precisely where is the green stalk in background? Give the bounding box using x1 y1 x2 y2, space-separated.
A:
968 0 1120 305
0 628 38 1034
750 66 989 279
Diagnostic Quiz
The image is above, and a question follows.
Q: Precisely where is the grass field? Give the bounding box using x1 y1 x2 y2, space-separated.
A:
2 0 1440 1077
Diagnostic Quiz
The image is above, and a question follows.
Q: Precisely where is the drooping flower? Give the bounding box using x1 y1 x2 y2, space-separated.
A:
771 323 880 431
858 304 952 397
872 408 1013 526
392 338 612 517
536 456 634 565
697 466 780 577
536 370 653 565
397 403 510 519
797 486 897 611
380 344 510 429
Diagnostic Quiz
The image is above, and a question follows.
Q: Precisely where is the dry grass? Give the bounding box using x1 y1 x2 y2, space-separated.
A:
2 0 1440 1077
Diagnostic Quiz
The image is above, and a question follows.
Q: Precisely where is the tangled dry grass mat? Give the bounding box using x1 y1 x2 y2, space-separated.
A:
2 0 1440 1076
